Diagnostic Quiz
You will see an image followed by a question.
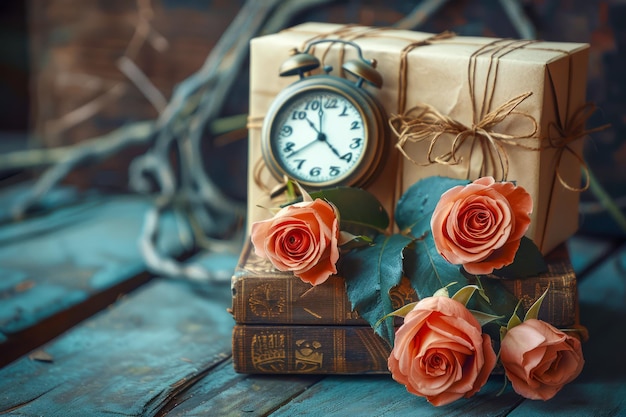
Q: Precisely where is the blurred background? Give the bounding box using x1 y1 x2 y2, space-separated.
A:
0 0 623 239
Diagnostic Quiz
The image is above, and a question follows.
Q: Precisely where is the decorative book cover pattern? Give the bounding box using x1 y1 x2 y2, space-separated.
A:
231 241 579 328
232 324 391 374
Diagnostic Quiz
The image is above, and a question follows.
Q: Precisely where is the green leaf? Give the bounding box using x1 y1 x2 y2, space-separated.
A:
472 277 491 304
395 176 470 237
286 180 297 200
309 187 390 232
404 232 469 301
466 275 520 326
505 300 523 331
468 309 504 327
374 301 419 329
451 285 480 306
490 237 548 278
338 231 372 248
524 284 550 321
507 311 522 330
340 233 415 345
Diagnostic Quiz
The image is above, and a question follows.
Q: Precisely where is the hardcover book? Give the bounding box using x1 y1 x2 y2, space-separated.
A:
232 324 391 374
231 240 580 328
231 241 585 374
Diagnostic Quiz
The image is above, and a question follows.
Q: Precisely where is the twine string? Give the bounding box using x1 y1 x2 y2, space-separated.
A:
545 102 610 191
391 91 539 181
390 37 601 184
254 25 606 195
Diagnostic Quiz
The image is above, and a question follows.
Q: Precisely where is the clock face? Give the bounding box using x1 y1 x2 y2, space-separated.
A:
268 88 368 186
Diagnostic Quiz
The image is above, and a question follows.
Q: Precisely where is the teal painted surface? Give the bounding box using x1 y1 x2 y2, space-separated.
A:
567 235 617 275
269 375 518 417
165 360 322 416
0 183 80 224
0 283 86 333
186 250 242 283
0 191 622 416
0 194 189 337
576 243 626 310
0 267 27 291
0 279 234 417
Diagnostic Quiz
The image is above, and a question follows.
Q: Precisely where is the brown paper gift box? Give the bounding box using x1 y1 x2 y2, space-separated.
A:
248 23 590 254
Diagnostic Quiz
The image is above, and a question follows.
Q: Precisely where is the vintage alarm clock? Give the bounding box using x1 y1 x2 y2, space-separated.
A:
261 39 388 189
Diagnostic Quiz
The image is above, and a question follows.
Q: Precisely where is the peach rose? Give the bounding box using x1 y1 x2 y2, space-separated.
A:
388 296 497 406
250 198 339 286
500 319 584 401
430 176 533 275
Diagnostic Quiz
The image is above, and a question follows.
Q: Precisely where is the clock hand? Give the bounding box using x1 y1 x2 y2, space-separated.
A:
305 118 320 134
322 136 343 159
286 137 319 159
311 130 344 161
318 97 324 133
287 130 341 160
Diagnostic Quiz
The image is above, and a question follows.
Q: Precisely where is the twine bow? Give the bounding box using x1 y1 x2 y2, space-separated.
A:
391 91 539 181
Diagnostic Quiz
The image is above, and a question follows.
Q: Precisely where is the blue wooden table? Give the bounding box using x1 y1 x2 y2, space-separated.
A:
0 185 624 416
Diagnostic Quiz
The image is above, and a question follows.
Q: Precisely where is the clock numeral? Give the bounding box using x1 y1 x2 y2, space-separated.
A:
310 167 321 177
350 138 362 149
283 142 295 153
294 159 306 170
350 121 360 130
340 152 353 163
325 98 339 109
304 100 320 111
339 105 348 116
291 111 306 120
329 166 341 176
280 125 293 137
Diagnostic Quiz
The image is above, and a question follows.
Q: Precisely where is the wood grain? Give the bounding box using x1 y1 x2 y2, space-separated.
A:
0 191 622 416
0 191 189 366
0 279 234 416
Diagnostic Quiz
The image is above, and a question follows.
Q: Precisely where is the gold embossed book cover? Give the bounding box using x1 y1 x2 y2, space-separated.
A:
231 240 582 374
232 240 580 328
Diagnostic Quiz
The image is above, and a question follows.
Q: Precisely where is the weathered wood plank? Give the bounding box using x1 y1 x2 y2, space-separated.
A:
567 234 622 278
265 374 521 417
0 182 79 224
0 193 189 365
1 219 622 416
0 275 235 417
158 359 323 416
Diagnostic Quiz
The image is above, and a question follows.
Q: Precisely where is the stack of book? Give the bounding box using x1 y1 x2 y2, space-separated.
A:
231 241 582 374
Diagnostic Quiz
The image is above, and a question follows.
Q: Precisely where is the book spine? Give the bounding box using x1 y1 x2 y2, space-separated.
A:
232 273 418 325
499 258 579 328
232 241 578 328
232 274 366 325
232 324 391 374
231 241 365 325
231 270 577 327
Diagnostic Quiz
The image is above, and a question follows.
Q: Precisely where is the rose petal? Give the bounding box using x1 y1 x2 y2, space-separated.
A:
447 196 512 258
431 176 533 275
500 319 584 401
388 297 496 406
249 198 340 286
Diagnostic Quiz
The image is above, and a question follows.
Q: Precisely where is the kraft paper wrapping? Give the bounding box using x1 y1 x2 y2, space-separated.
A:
248 23 590 254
